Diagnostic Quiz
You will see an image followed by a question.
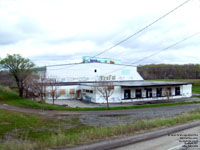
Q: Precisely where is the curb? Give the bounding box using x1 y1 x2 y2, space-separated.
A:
65 121 200 150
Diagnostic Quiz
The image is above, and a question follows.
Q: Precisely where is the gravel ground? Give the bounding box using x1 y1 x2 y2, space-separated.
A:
1 99 200 127
58 104 200 127
46 97 200 108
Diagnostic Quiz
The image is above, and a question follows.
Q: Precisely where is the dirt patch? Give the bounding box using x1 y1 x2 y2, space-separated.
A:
99 114 130 117
0 122 10 125
1 102 200 128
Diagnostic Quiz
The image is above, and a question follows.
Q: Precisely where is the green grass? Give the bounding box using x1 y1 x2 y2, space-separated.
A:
1 108 200 150
0 89 69 110
0 108 87 141
0 85 200 111
0 109 54 140
193 95 200 98
192 85 200 94
1 80 200 149
0 108 91 150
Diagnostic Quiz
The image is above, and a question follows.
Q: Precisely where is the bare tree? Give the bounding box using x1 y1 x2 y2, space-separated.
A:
164 88 171 101
24 74 39 99
24 71 47 101
97 82 114 108
47 78 60 105
37 72 47 101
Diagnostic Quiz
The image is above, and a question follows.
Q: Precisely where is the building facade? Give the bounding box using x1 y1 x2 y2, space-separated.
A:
79 81 192 103
45 57 192 103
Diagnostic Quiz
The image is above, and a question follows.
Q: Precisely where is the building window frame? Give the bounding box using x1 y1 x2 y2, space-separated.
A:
156 88 162 97
135 89 142 98
145 88 152 98
175 87 181 96
124 89 131 99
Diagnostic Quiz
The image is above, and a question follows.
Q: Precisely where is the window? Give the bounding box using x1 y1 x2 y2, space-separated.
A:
156 88 162 97
108 85 114 90
146 88 152 98
77 90 81 97
59 89 66 95
124 89 131 99
70 89 75 94
175 87 180 96
136 89 142 98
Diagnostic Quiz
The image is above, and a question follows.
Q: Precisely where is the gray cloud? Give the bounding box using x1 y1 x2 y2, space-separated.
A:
16 17 42 34
0 31 24 45
0 16 42 45
0 0 200 66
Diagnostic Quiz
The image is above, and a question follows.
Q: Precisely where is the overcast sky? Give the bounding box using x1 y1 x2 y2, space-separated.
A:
0 0 200 67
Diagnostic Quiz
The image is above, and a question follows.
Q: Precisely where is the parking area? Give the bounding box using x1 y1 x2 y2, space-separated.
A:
45 99 102 108
45 97 200 108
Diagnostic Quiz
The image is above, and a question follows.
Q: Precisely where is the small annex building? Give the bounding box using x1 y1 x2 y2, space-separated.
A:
44 56 192 103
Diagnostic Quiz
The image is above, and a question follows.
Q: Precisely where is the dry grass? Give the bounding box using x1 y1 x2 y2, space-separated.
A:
1 110 200 150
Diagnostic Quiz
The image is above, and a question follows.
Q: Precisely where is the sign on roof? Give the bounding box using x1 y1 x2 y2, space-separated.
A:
82 56 121 64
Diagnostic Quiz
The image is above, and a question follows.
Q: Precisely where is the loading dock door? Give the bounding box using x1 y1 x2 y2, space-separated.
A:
175 87 180 95
136 89 142 98
146 88 152 98
76 90 81 99
124 89 131 99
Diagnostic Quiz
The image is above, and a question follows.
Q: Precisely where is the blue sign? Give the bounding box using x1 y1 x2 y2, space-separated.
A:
83 56 121 64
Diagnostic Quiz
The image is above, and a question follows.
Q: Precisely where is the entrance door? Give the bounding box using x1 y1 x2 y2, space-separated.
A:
124 89 131 99
76 90 81 99
136 89 142 98
175 87 180 95
146 88 152 98
156 88 162 97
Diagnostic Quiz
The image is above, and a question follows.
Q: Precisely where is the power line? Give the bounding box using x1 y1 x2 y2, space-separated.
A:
97 31 200 77
93 0 192 57
131 32 200 65
49 31 200 79
46 0 192 70
48 31 200 81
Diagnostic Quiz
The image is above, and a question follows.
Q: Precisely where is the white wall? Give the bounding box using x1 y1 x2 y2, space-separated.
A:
46 63 143 82
95 86 122 103
182 84 192 97
46 84 192 103
46 85 79 100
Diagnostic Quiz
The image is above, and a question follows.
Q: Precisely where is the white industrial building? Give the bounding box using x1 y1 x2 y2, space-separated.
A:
45 57 192 103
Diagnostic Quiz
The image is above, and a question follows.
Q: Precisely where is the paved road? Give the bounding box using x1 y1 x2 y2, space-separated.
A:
112 126 200 150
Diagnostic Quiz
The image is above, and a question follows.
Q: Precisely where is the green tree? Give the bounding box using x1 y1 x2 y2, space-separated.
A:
0 54 35 97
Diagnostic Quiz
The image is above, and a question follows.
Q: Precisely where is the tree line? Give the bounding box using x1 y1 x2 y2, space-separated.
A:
138 64 200 79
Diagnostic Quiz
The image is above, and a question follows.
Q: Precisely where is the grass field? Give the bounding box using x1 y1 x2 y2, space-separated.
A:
0 85 200 111
0 108 92 150
1 81 200 150
1 108 200 150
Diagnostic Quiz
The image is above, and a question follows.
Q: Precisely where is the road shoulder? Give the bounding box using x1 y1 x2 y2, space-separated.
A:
66 121 200 150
